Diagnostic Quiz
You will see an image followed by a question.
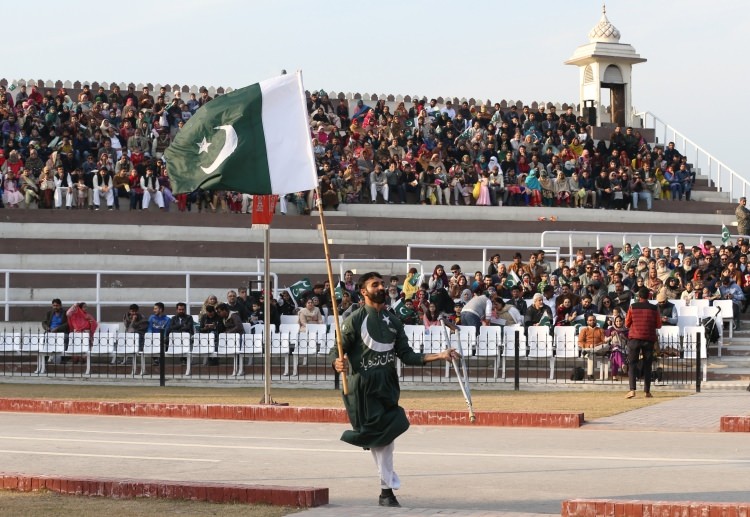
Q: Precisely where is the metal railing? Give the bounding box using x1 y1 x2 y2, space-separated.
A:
0 325 702 388
1 269 279 322
637 111 749 202
255 258 424 279
540 231 740 262
406 245 561 271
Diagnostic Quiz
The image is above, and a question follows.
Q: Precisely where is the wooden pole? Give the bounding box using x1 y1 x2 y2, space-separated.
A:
263 226 272 404
316 189 348 394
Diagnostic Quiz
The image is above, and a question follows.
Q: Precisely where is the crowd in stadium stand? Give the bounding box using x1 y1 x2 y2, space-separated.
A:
31 238 744 377
158 238 745 339
0 83 696 212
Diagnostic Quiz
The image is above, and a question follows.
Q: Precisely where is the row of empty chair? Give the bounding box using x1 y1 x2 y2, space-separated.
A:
0 323 336 378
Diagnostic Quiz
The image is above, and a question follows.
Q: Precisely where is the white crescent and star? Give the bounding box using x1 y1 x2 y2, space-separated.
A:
197 125 238 175
361 314 395 353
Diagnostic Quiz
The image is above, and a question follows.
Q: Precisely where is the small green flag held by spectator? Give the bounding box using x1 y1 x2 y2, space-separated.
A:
289 278 312 304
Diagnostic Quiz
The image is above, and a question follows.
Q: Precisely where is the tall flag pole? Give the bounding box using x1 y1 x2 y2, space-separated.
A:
166 71 323 402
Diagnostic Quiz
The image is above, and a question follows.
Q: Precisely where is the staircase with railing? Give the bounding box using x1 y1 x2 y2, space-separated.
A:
636 111 749 203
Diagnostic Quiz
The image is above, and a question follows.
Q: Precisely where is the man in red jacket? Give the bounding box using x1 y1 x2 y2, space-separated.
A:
624 287 661 399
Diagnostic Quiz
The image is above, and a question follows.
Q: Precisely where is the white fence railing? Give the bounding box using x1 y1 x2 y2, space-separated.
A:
539 231 749 262
406 245 561 270
1 270 279 322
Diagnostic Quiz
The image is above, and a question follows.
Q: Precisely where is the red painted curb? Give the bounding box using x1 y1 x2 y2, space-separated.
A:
0 472 327 507
720 416 750 432
562 498 750 516
0 398 583 428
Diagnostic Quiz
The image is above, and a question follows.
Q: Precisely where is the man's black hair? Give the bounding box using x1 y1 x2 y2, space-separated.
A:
358 272 383 291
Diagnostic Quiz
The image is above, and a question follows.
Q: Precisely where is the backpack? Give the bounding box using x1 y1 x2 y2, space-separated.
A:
570 366 585 381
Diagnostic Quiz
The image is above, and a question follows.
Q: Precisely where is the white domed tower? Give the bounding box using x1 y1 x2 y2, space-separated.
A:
565 4 646 128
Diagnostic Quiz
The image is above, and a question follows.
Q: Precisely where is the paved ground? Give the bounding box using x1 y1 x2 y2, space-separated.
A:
0 390 748 516
586 390 750 432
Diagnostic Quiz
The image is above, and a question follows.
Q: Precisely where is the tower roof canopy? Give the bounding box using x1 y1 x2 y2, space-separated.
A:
588 5 620 43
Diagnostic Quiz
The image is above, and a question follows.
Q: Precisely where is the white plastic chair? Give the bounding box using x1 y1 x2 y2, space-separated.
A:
119 333 142 376
501 325 526 379
192 333 216 369
139 333 162 375
272 323 300 377
677 316 699 336
165 332 192 375
689 299 710 311
657 326 681 350
701 305 723 357
477 326 503 379
67 332 91 372
712 300 735 339
280 315 299 325
454 325 477 356
295 324 327 375
0 332 21 354
403 325 425 351
243 323 265 366
676 305 698 319
217 333 243 376
526 326 554 380
95 324 120 365
552 326 579 380
87 330 115 376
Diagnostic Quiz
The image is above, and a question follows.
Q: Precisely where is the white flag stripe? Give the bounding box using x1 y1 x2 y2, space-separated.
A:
260 72 318 195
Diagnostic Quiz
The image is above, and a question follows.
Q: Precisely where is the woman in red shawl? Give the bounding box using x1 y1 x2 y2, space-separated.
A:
66 302 98 338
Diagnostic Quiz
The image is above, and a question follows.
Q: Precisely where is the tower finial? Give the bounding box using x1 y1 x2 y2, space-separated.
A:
603 3 606 15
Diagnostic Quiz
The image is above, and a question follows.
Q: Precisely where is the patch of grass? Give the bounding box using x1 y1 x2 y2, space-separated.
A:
0 490 301 517
0 383 688 420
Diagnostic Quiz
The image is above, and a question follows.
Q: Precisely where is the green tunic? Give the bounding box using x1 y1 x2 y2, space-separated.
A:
330 305 425 449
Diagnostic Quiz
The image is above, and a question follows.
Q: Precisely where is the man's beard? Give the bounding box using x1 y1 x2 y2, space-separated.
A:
368 289 386 304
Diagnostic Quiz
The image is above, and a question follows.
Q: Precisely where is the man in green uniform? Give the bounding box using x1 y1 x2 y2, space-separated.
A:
332 272 458 508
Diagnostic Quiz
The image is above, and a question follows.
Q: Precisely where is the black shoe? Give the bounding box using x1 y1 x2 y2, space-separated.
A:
378 494 400 507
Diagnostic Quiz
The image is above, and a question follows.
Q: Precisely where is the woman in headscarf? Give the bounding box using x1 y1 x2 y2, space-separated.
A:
554 170 571 207
567 169 583 208
538 170 555 207
605 314 628 380
524 169 542 207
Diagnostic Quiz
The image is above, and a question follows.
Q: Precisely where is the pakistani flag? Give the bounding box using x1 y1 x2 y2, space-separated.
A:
632 242 642 258
165 72 317 195
504 270 521 289
722 224 731 245
457 125 472 141
397 303 415 321
289 278 312 304
334 285 344 300
538 313 552 327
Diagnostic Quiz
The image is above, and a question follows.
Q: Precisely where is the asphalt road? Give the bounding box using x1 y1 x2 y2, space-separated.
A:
1 409 748 515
